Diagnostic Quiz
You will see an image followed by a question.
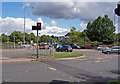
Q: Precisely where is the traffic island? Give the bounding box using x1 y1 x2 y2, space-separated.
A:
54 53 85 60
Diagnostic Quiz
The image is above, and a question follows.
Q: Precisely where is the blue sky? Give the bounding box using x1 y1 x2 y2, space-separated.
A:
2 2 83 31
1 1 118 36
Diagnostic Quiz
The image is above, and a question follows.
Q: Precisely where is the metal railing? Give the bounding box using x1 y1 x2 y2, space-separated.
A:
1 45 54 59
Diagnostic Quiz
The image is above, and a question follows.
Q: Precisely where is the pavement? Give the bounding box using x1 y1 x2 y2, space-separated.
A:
0 57 34 62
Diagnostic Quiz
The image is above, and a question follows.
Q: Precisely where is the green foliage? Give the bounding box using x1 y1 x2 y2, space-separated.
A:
1 33 8 42
66 27 90 47
86 15 115 44
39 35 52 43
9 31 23 43
106 80 120 84
29 32 36 42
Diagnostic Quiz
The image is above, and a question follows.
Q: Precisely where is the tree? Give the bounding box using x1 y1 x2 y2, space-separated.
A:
9 31 23 43
66 27 90 47
39 35 52 43
29 33 36 42
86 15 115 44
1 33 8 42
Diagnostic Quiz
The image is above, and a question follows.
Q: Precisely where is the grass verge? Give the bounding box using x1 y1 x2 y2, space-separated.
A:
54 53 84 58
106 80 120 84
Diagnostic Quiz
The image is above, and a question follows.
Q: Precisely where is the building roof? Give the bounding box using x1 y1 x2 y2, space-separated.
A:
65 32 71 36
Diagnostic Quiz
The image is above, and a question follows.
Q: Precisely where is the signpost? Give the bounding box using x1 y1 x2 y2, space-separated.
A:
32 23 41 59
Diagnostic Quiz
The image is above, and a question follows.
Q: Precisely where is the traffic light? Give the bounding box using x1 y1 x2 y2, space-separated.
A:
37 23 41 27
32 23 41 30
37 23 41 30
115 4 120 16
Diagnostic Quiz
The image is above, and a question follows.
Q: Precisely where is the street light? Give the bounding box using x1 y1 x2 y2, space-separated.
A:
24 5 26 46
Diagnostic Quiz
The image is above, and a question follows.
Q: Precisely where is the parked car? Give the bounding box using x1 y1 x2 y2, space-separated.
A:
54 44 63 48
47 43 53 47
102 46 120 54
97 45 109 50
69 44 81 49
39 43 49 49
56 45 72 52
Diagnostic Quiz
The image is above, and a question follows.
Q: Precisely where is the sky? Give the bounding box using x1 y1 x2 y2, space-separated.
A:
0 0 119 36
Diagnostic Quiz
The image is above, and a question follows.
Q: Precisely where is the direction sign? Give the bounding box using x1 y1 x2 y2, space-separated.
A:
32 26 41 30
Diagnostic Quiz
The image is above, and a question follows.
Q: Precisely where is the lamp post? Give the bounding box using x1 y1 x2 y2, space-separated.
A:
24 5 26 46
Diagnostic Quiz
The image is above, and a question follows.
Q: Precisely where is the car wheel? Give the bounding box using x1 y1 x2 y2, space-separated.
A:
66 50 68 52
56 49 59 52
107 51 110 54
98 49 100 50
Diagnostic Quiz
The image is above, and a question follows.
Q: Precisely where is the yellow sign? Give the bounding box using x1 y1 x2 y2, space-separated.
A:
35 44 37 49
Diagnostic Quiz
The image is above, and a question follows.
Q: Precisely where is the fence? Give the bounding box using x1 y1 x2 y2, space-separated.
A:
28 46 54 58
1 44 25 49
1 45 54 59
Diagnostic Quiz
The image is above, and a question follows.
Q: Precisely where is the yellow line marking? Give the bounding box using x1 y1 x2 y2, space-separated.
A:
93 61 101 63
49 67 56 71
97 58 104 60
43 63 56 71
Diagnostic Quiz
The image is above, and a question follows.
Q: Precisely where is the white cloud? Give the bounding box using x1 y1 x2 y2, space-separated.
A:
50 21 57 27
80 23 87 31
29 2 117 21
0 17 69 36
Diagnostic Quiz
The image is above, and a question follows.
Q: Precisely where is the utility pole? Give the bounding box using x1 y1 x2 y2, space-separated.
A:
24 5 26 46
7 37 9 49
14 36 15 49
114 14 116 46
37 28 39 58
14 32 15 49
114 1 120 45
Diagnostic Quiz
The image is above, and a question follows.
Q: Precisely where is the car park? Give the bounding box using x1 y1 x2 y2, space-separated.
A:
97 45 109 50
102 46 120 54
39 43 49 49
47 43 53 47
56 45 72 52
54 44 63 48
69 44 81 49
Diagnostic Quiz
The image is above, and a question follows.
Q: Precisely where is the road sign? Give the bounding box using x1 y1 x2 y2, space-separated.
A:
32 26 41 30
30 40 33 44
53 40 54 42
35 44 37 49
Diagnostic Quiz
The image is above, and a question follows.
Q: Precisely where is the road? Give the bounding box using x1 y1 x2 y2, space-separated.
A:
2 49 119 83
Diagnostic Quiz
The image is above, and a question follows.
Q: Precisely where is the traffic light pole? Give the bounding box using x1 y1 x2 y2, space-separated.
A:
36 29 39 59
32 23 41 59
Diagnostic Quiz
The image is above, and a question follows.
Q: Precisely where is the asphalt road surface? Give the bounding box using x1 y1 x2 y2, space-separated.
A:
2 49 119 83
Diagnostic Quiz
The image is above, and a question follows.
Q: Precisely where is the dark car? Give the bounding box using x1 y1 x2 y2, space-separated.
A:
56 45 72 52
102 46 120 54
69 44 81 49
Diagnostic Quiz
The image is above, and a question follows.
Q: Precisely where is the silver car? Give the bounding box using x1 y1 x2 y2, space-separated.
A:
97 45 109 50
102 46 120 54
